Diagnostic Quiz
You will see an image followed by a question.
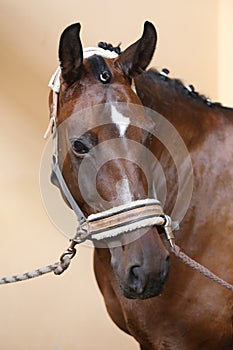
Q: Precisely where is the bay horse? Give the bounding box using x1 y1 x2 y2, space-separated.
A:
50 21 233 349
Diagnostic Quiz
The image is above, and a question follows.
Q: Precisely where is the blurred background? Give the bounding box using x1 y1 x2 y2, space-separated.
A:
0 1 232 349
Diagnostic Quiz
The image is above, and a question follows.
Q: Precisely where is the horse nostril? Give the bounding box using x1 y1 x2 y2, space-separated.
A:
131 265 140 279
128 265 146 294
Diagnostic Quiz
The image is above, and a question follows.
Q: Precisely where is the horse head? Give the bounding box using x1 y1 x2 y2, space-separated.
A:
51 21 170 299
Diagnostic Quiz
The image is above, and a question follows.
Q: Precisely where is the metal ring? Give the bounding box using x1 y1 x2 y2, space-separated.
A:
100 71 111 83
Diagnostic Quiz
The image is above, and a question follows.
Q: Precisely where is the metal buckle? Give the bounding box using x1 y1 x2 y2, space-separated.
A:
162 215 175 248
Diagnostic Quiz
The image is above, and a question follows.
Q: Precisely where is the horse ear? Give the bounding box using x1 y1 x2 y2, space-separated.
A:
118 21 157 77
59 23 83 85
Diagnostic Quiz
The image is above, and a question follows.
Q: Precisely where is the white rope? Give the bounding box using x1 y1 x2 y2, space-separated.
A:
0 261 66 285
0 243 77 285
83 46 118 59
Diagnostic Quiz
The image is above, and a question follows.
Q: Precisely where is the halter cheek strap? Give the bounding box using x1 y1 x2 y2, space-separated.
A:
51 155 86 226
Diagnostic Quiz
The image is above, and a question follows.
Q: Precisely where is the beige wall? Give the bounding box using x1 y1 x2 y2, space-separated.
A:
218 0 233 106
0 1 231 349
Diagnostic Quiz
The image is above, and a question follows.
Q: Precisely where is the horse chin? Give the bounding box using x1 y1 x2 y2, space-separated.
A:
121 280 166 300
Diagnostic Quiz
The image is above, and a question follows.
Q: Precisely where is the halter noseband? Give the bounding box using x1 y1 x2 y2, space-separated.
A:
45 47 178 247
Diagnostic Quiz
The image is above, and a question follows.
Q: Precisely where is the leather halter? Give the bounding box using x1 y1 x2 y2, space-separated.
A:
45 47 177 246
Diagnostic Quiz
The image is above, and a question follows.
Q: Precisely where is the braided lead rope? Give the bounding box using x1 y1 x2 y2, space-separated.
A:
0 263 58 285
171 244 233 292
0 242 77 285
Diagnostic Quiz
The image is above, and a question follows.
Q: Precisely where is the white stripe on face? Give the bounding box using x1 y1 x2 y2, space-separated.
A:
116 178 133 204
111 105 130 137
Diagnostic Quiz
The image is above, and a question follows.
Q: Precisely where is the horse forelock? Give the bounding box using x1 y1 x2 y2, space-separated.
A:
87 55 113 84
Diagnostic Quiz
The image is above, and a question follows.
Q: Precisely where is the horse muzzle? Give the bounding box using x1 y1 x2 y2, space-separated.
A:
110 225 171 299
123 255 170 299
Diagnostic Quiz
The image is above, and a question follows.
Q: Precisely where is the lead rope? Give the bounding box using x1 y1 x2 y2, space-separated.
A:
170 244 233 292
1 239 233 292
0 240 78 285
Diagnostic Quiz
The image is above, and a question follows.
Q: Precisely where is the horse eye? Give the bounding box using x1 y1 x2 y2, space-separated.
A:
71 140 89 155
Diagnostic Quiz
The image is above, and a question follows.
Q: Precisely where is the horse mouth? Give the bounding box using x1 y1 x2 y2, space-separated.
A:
120 265 169 300
122 279 167 300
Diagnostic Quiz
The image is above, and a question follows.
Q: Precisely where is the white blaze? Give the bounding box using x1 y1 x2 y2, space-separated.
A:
116 178 133 204
111 105 130 137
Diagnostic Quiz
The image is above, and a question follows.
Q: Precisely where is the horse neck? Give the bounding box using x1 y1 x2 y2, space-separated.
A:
150 93 208 150
150 93 233 153
134 71 231 151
